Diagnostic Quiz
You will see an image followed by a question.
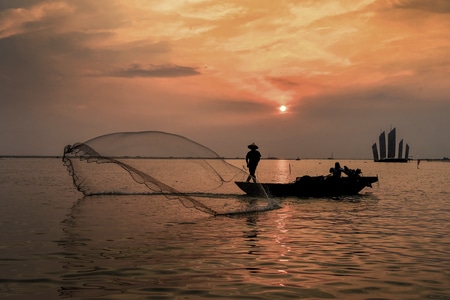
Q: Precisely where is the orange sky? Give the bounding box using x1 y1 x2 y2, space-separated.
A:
1 0 449 158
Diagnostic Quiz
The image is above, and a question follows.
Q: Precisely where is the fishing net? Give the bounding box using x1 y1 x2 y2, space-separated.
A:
62 131 279 216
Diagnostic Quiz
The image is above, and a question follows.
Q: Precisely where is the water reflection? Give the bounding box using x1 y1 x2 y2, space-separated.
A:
54 160 450 299
57 195 209 297
262 159 294 183
243 211 259 255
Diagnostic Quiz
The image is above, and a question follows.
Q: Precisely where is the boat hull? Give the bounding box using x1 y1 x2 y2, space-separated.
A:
235 176 378 198
375 158 408 163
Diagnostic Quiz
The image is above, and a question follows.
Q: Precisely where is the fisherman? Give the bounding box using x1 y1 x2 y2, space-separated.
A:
330 162 344 178
246 143 261 182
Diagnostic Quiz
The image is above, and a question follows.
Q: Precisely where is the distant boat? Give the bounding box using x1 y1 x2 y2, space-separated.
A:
372 128 409 163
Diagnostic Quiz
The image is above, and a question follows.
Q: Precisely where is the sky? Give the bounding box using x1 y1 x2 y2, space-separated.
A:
1 0 449 159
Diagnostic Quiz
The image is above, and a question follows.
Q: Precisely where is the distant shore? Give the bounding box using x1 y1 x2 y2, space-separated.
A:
1 155 449 162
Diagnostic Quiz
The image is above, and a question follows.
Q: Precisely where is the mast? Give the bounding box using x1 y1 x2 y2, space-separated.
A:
379 131 386 160
387 128 396 158
398 139 404 159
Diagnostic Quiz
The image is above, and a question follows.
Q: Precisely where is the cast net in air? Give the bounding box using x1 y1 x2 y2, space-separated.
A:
62 131 279 216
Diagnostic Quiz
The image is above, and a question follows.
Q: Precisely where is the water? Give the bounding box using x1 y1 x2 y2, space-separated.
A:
1 157 449 299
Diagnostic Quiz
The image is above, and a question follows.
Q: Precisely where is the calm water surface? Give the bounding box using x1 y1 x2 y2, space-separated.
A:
0 158 449 299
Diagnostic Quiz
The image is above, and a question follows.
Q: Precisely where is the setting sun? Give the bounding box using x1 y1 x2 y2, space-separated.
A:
279 105 287 112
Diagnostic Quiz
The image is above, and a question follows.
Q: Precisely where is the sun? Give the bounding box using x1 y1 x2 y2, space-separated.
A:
279 105 287 112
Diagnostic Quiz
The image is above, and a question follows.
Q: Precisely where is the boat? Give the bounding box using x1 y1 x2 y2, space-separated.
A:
372 127 409 162
235 168 378 198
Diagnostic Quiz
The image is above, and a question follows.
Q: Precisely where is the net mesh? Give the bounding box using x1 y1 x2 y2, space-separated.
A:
62 131 279 216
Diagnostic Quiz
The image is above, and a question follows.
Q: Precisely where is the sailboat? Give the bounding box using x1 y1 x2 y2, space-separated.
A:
372 128 410 162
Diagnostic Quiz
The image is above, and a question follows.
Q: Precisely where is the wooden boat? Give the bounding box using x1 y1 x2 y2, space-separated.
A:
235 170 378 198
372 128 409 162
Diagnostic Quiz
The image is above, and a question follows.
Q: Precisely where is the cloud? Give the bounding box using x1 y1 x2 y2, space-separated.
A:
179 3 246 20
0 1 43 10
203 98 272 115
0 1 73 39
390 0 450 13
105 63 201 78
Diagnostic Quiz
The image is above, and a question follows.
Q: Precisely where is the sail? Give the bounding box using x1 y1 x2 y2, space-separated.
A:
372 127 410 162
372 143 379 161
398 139 404 159
387 128 396 158
379 131 386 159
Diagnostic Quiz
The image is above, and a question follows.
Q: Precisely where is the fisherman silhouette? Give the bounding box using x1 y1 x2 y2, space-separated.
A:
330 162 344 178
246 143 261 182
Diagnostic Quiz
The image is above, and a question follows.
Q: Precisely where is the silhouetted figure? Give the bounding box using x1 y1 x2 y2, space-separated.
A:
330 162 344 178
329 162 363 179
246 143 261 182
